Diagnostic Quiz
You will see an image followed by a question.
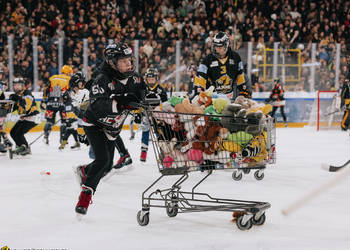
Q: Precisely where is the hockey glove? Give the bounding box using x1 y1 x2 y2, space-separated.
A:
134 113 142 124
40 101 47 111
239 89 252 99
112 93 140 110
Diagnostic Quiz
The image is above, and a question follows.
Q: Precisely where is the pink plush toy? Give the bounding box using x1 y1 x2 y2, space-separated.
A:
187 149 203 164
163 155 174 168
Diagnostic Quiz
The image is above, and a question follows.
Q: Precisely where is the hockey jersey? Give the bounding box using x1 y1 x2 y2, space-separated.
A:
43 74 71 108
269 83 286 107
11 90 39 119
341 81 350 107
195 48 245 95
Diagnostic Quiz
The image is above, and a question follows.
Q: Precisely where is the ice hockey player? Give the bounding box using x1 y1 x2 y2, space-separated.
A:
340 78 350 131
74 43 146 216
41 65 73 145
139 67 168 162
0 81 13 153
8 77 39 155
194 31 251 100
269 78 287 125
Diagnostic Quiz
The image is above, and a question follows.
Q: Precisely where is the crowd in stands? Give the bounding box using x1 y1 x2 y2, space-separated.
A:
0 0 350 93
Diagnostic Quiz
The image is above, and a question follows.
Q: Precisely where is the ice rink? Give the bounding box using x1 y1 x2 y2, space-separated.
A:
1 127 350 250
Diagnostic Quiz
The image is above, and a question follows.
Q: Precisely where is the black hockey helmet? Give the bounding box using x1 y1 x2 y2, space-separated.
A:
211 31 230 58
69 71 86 90
144 67 159 88
104 43 135 79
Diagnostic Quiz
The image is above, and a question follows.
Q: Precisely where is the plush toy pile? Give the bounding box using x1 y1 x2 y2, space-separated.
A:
151 88 274 170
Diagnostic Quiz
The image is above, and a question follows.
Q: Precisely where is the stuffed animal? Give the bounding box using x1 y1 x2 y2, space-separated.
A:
192 86 215 108
221 103 247 132
227 131 253 147
242 131 268 163
212 98 230 113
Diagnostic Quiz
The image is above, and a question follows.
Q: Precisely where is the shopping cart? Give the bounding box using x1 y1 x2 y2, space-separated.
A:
136 108 275 230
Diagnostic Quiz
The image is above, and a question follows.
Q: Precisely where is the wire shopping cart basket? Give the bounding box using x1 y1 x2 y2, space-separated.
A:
137 107 276 230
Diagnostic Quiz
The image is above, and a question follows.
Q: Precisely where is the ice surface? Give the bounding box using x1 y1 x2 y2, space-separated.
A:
1 128 350 250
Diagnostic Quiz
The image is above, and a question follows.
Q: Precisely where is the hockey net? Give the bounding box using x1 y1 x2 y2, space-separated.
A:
308 91 342 130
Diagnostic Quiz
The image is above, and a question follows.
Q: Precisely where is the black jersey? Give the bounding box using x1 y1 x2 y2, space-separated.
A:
84 62 146 138
10 90 39 117
145 83 168 103
195 48 245 94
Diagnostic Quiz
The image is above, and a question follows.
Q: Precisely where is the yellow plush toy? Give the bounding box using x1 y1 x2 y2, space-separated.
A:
241 131 268 163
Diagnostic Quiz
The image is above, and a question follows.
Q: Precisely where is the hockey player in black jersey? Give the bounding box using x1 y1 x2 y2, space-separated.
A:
140 67 168 162
75 43 146 216
194 31 251 100
340 78 350 131
8 78 40 155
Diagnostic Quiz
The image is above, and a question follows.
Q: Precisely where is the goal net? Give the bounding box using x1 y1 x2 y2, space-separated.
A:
308 91 342 130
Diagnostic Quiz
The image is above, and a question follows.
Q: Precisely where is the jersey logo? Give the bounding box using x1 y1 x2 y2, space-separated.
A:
215 74 233 93
108 82 115 90
210 61 219 67
229 59 235 65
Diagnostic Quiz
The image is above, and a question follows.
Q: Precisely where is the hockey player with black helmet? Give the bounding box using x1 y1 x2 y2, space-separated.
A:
74 43 146 216
8 77 40 156
194 31 251 100
139 67 167 162
340 78 350 131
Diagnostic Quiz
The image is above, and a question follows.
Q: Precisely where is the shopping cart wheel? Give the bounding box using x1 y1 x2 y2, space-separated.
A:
137 210 149 226
242 168 250 174
232 170 243 181
252 213 266 226
166 203 178 217
254 170 264 180
236 215 253 230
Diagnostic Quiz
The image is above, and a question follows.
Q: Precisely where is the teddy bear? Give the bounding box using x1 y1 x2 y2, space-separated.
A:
221 103 247 133
191 86 215 108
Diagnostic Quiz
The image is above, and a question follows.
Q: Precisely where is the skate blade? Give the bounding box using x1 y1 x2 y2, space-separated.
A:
103 164 134 181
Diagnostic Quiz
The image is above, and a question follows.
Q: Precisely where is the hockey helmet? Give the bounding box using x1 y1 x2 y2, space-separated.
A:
69 71 86 90
211 31 230 58
61 65 73 75
13 77 25 94
104 43 135 79
144 67 159 87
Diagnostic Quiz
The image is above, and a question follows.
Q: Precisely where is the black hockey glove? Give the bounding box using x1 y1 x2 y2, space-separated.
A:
239 89 252 99
112 93 140 110
62 91 71 103
134 113 142 124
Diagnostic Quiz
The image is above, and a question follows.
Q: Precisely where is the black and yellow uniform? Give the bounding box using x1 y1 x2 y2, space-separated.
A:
195 48 245 95
42 73 71 143
9 89 39 154
194 32 249 99
59 101 80 150
340 79 350 130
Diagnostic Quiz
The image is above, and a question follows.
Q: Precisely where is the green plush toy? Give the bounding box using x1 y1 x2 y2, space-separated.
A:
212 98 229 114
169 96 183 107
204 105 220 120
227 131 253 147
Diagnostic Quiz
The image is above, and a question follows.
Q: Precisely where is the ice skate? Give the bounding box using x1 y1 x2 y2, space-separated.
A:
43 134 49 145
140 150 147 162
75 185 93 216
58 140 67 150
13 145 27 155
70 141 80 149
74 165 87 186
113 152 133 169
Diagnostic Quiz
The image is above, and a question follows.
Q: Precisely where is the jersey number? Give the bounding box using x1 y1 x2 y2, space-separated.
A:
220 66 227 74
92 85 105 95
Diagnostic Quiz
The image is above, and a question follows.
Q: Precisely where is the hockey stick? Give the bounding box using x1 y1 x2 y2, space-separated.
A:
321 160 350 172
324 108 343 116
281 165 350 216
29 119 61 146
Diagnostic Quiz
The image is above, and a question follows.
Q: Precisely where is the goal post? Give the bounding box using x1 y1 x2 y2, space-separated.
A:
308 90 342 131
